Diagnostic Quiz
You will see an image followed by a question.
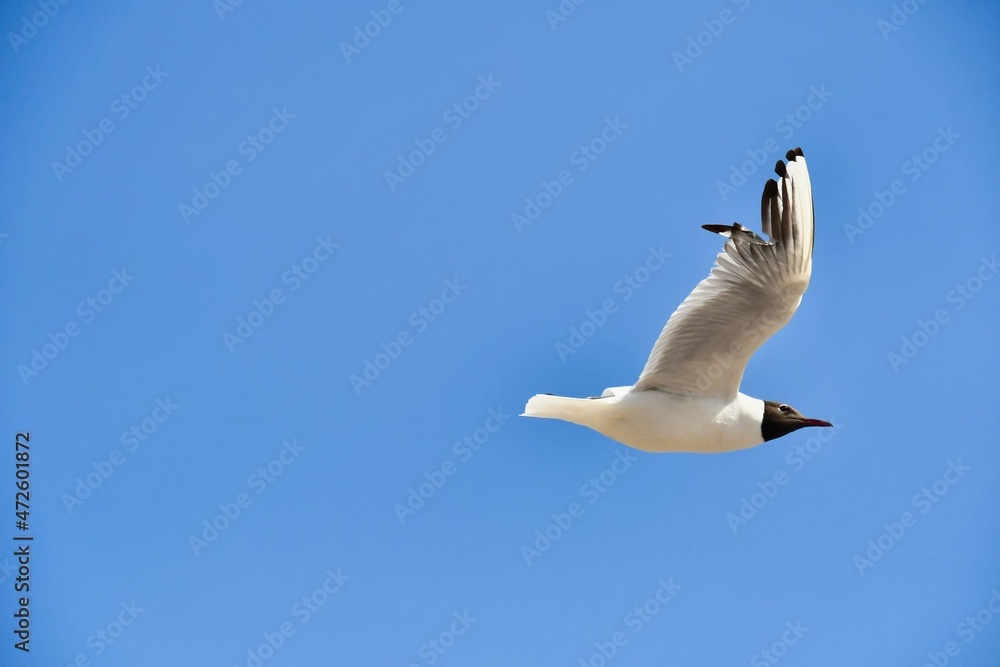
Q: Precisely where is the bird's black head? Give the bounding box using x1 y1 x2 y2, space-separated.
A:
761 400 832 442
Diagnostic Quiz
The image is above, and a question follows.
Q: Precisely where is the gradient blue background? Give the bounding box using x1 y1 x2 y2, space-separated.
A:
3 1 999 665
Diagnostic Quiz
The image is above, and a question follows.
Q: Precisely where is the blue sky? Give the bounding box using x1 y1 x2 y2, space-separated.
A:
2 1 999 665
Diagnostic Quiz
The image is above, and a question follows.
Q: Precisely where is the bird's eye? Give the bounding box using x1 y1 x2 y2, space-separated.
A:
779 404 789 413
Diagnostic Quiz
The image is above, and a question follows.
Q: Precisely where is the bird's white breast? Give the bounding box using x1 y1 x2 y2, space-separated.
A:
592 390 766 454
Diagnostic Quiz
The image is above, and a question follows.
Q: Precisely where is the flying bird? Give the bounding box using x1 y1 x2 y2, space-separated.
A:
522 148 831 453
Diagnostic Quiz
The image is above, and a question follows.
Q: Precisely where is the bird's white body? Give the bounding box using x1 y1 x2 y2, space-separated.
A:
523 390 765 454
523 148 823 454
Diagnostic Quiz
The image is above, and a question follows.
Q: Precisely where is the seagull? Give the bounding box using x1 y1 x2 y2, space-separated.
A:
522 148 831 453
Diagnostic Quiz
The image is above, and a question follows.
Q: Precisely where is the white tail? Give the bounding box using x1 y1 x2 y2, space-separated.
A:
522 393 597 424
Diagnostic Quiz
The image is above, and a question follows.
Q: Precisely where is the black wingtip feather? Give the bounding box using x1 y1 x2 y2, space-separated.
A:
701 224 731 234
774 160 787 178
786 147 804 161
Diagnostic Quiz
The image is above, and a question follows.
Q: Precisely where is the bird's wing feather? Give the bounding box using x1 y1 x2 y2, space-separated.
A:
632 148 814 399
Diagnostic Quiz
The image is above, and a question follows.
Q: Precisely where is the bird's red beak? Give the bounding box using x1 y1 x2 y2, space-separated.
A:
802 418 833 428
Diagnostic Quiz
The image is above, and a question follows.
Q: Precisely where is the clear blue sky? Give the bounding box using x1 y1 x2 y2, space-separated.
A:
3 1 999 665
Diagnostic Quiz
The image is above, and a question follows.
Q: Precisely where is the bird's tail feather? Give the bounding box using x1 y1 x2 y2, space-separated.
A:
521 394 594 422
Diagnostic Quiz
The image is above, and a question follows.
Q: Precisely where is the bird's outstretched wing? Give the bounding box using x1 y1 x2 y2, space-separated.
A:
632 148 815 400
